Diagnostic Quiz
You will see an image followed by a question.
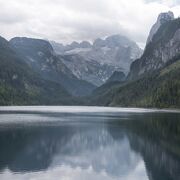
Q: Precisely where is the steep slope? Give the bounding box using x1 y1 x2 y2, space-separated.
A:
90 35 142 72
90 13 180 108
146 11 174 44
0 36 75 105
59 54 121 86
106 71 125 83
10 37 96 96
89 71 126 98
51 34 142 86
129 13 180 80
90 57 180 108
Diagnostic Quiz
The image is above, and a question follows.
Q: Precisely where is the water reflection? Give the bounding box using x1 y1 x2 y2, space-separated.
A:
0 108 179 180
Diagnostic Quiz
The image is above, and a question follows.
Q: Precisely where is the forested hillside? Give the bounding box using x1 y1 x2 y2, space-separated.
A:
90 57 180 108
0 36 78 105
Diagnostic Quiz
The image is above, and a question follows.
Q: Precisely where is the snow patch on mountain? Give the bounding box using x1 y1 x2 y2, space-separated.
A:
51 34 142 86
65 48 91 55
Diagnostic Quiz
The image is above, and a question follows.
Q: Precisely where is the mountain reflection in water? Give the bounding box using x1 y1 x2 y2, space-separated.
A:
0 106 179 180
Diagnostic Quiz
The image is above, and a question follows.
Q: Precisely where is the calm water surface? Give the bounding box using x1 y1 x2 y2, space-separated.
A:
0 106 179 180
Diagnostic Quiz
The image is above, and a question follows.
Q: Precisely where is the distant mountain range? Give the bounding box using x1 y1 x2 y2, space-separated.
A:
51 34 142 86
10 37 96 97
0 11 180 107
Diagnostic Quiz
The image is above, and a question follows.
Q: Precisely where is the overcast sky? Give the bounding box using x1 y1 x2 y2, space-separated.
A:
0 0 180 48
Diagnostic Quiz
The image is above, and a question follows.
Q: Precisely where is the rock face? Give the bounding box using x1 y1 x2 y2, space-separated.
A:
10 37 96 96
146 11 174 45
129 12 180 80
106 71 126 83
59 54 121 86
0 36 72 105
51 34 142 86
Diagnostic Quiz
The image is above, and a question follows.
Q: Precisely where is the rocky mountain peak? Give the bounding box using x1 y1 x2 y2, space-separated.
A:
93 34 135 49
50 34 142 85
129 16 180 80
105 34 131 47
10 37 54 54
70 41 80 48
158 11 174 22
0 36 11 50
79 41 92 48
93 38 106 48
146 11 174 44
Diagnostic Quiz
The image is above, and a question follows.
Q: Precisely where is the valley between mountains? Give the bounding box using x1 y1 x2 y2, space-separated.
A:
0 11 180 108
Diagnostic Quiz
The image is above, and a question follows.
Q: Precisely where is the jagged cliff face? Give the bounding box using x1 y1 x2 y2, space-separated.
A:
10 37 74 78
79 35 142 73
0 36 73 105
59 54 122 86
106 71 125 83
51 34 142 86
10 37 96 96
129 12 180 80
146 11 174 44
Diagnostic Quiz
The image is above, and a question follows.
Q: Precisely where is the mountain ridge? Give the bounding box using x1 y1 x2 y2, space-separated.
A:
0 36 78 105
10 37 96 96
129 14 180 80
51 34 142 86
0 11 180 107
89 12 180 108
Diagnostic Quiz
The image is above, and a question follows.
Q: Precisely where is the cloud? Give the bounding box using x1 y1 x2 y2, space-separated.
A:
145 0 180 7
0 1 29 24
0 0 180 47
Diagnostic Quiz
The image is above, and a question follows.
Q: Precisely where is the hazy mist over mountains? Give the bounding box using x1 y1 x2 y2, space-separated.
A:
51 34 142 86
0 0 180 107
1 2 180 180
1 0 180 47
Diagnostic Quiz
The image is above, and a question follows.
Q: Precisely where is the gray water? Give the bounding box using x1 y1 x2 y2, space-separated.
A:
0 106 179 180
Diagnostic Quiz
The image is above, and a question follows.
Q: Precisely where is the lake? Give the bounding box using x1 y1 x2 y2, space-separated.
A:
0 106 179 180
